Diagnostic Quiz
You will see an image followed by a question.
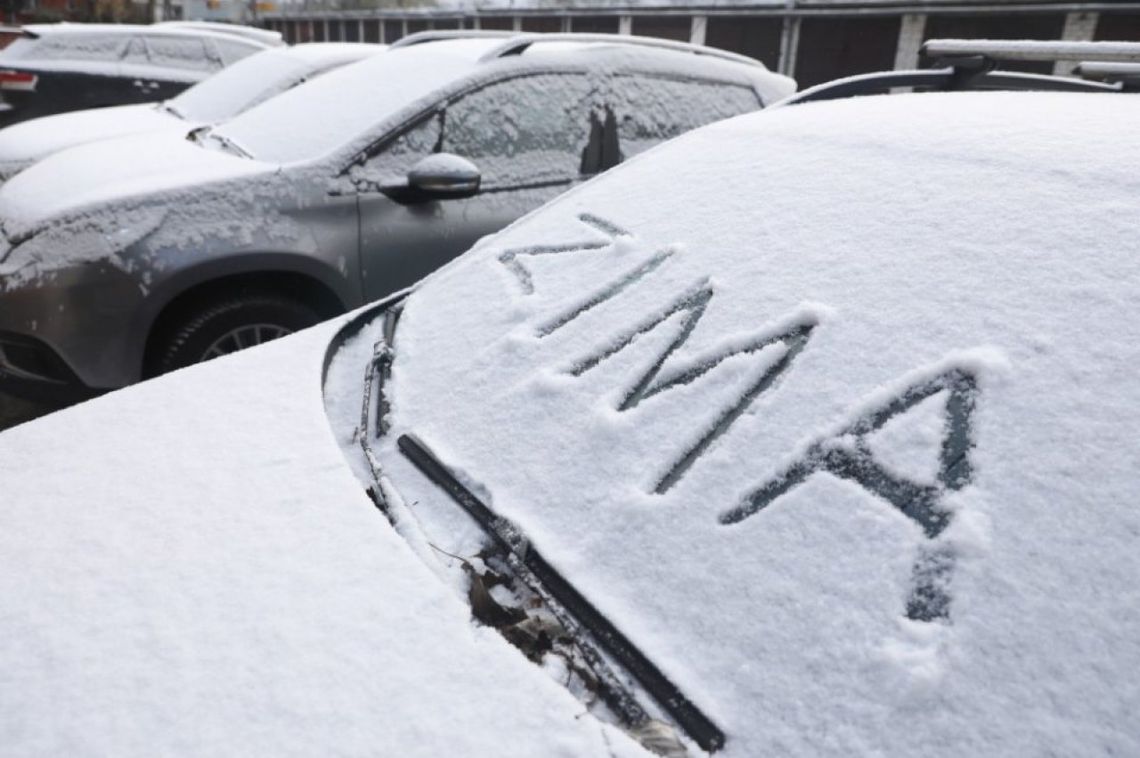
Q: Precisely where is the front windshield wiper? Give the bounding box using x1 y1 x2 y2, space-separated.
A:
187 126 252 159
351 304 725 754
397 434 726 753
162 101 185 120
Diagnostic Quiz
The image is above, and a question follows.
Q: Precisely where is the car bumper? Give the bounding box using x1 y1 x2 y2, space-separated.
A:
0 260 146 399
0 331 103 403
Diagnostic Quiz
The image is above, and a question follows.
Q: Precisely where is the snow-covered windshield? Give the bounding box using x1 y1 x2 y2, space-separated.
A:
166 48 312 123
209 45 477 164
338 91 1140 755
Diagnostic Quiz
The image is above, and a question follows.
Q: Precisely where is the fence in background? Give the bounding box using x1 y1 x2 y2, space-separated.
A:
260 3 1140 86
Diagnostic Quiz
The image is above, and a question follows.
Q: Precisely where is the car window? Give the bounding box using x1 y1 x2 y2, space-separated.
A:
121 36 150 66
351 113 443 187
212 37 260 66
144 35 216 72
610 73 761 159
440 73 596 190
14 33 125 61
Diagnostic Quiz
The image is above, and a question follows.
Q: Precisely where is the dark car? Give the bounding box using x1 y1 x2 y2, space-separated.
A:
0 23 279 126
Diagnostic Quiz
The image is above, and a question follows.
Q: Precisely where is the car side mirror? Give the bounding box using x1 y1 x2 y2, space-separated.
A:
380 153 481 204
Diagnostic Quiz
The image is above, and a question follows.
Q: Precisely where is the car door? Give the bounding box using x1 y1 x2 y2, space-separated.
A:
354 71 600 302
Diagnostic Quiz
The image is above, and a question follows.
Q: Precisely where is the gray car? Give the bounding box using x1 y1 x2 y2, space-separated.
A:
0 32 794 404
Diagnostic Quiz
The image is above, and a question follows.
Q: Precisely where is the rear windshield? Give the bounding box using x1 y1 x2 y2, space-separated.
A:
1 33 125 62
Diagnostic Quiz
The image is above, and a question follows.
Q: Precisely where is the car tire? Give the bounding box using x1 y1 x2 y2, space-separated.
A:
154 293 321 375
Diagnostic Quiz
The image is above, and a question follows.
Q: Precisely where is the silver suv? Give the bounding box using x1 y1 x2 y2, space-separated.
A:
0 33 794 403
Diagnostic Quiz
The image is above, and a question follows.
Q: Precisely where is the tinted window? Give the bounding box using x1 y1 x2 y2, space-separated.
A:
611 74 760 159
145 36 215 72
442 73 595 189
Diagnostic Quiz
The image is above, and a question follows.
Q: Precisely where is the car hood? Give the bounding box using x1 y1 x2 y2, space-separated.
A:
0 130 273 241
0 314 647 757
0 103 186 170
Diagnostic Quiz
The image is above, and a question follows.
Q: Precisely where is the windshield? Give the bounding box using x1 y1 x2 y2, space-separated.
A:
209 46 475 164
324 91 1140 756
166 48 309 123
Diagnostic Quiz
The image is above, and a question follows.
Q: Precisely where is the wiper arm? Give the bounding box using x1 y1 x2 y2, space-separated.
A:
344 301 724 752
397 432 726 754
187 126 252 159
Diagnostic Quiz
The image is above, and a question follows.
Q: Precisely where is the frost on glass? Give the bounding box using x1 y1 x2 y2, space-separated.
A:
611 74 760 159
352 115 442 188
121 37 150 66
442 73 596 190
145 36 214 72
24 34 125 62
212 38 259 66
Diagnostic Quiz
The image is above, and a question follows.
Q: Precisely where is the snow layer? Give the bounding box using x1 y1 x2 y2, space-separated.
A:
0 104 179 168
369 91 1140 755
0 315 649 758
0 131 272 240
169 43 382 124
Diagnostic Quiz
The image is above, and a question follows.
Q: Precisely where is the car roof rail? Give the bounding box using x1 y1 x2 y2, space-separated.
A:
388 29 519 49
1073 60 1140 88
474 32 764 68
923 38 1140 64
775 66 1120 107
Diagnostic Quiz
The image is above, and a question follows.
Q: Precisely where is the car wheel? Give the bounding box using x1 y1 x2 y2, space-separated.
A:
155 293 321 375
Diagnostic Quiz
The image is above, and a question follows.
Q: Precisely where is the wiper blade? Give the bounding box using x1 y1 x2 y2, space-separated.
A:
397 432 726 754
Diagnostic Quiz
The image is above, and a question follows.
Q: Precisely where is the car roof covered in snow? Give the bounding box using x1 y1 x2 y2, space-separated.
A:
20 21 275 44
358 90 1140 755
212 35 792 165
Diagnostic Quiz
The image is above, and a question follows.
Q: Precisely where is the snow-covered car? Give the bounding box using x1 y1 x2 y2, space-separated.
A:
0 43 382 183
154 20 285 48
0 22 280 127
0 33 792 404
2 87 1137 756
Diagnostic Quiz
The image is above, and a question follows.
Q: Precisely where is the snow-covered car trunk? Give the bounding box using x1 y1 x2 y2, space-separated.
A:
329 91 1140 755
